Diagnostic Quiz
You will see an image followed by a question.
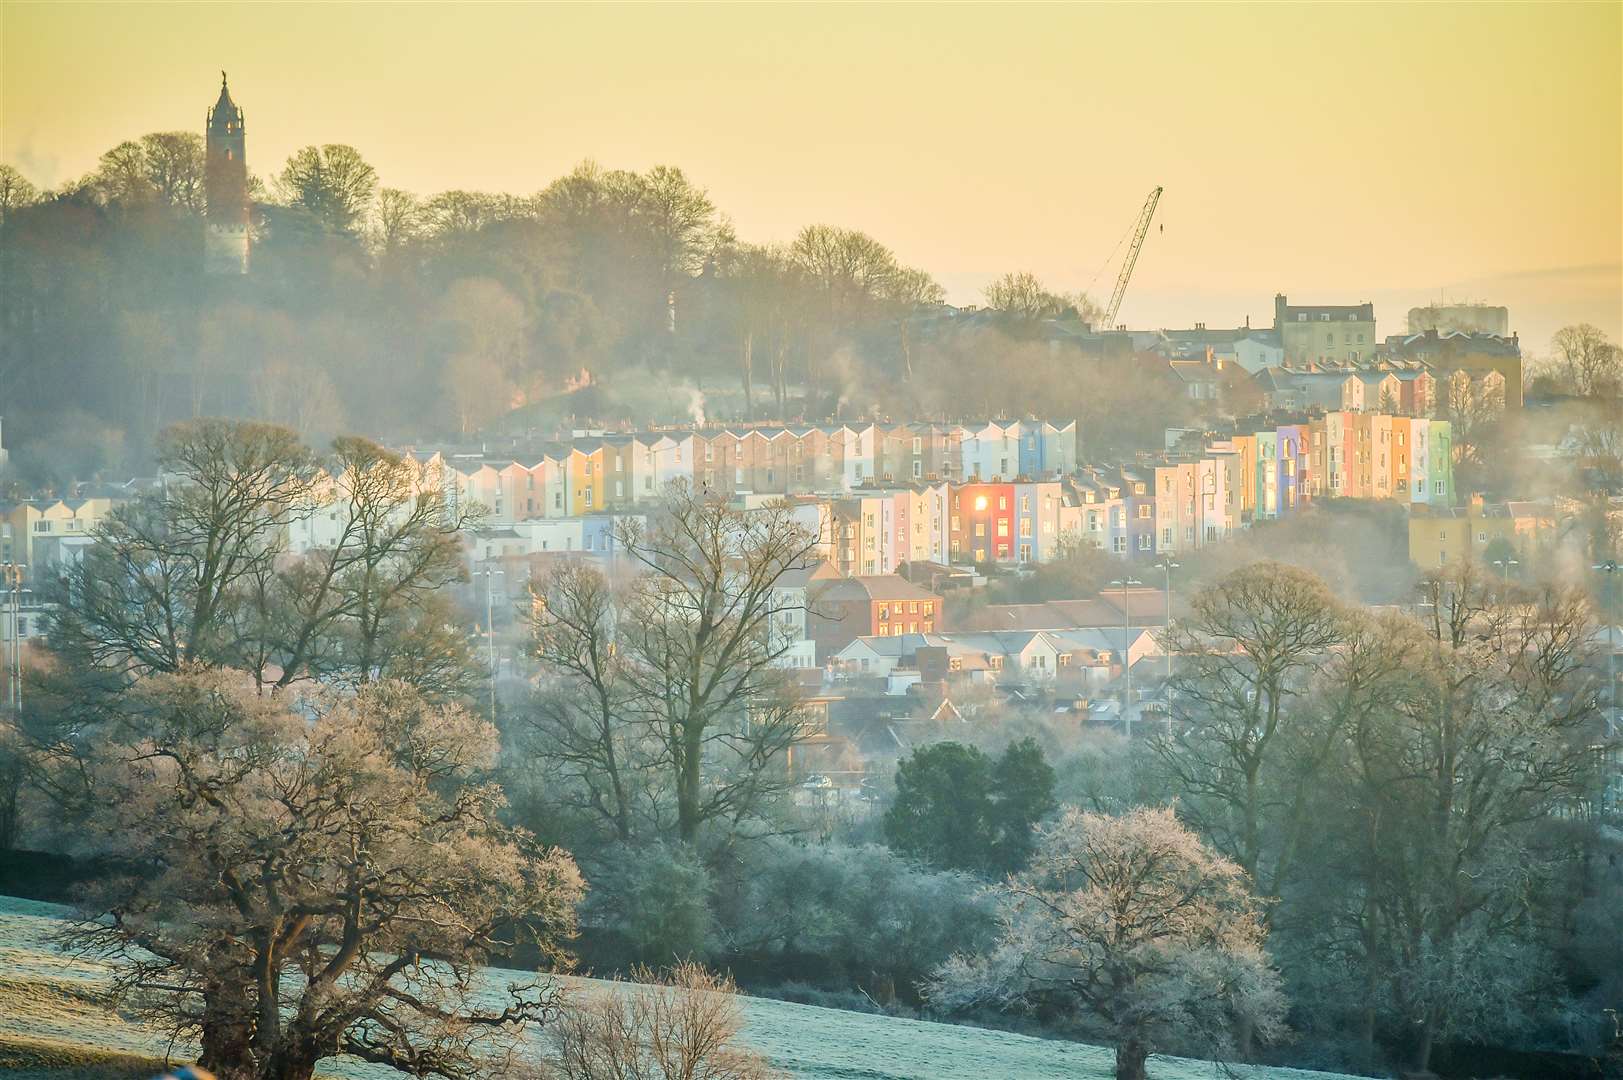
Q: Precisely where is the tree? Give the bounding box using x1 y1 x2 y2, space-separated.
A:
549 961 782 1080
139 132 208 211
51 419 319 679
373 187 426 253
1553 323 1622 399
929 806 1285 1080
614 484 823 843
275 144 378 235
883 738 1056 877
721 839 992 1000
789 224 902 331
49 423 472 696
0 162 41 223
64 673 585 1080
526 560 662 843
1152 561 1348 902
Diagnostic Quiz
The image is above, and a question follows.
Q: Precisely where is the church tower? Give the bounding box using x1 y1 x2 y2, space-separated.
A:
204 72 249 275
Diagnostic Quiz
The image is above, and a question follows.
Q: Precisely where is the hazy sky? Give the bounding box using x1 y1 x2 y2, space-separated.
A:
5 2 1619 349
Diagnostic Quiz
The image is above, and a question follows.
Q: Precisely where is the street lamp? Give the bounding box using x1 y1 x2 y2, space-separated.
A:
1492 557 1519 583
1595 561 1619 739
1109 576 1143 739
482 565 506 723
1 563 27 714
1155 558 1179 733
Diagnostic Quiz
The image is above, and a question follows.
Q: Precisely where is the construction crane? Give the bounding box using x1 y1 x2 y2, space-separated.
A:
1099 185 1162 331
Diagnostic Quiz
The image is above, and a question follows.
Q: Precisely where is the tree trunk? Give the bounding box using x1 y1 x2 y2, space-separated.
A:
676 726 703 843
742 330 754 420
1413 1014 1435 1074
263 1042 321 1080
1115 1036 1149 1080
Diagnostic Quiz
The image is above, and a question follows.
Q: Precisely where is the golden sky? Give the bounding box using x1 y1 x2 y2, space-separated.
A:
4 2 1619 347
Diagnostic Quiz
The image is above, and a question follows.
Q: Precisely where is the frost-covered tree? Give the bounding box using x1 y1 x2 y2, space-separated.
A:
929 806 1285 1080
63 673 584 1080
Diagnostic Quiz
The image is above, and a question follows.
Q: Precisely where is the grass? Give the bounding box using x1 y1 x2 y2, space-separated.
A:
0 1032 166 1079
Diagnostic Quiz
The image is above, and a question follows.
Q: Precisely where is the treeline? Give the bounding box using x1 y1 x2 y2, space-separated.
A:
0 138 1190 490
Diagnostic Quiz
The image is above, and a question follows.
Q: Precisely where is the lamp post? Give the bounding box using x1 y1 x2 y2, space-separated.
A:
1156 557 1179 734
1 563 25 714
1110 576 1143 739
483 565 505 723
1595 561 1618 739
1492 557 1519 583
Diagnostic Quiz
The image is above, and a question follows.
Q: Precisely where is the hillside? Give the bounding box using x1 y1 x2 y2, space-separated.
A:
0 894 1359 1080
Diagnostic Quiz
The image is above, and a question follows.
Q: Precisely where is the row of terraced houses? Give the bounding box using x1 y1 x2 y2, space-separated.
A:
385 413 1451 573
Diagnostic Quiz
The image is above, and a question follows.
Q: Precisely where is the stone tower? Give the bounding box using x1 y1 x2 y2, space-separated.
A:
204 72 249 275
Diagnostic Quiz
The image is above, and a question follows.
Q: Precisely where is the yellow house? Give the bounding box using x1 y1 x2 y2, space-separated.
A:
1408 497 1557 569
566 443 607 516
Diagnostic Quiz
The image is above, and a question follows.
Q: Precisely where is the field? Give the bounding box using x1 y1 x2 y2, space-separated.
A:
0 895 1359 1080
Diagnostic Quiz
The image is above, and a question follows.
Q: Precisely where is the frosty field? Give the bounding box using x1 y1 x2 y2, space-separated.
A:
0 894 1357 1080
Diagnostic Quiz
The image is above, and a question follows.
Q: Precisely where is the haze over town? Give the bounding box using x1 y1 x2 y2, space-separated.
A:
1 5 1621 1080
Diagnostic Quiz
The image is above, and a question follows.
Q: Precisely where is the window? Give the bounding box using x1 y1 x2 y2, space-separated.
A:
1162 528 1172 545
975 523 986 537
912 437 922 454
1137 535 1152 551
1137 504 1151 519
1297 313 1308 322
1320 313 1331 322
912 461 923 479
998 496 1008 510
1113 536 1127 553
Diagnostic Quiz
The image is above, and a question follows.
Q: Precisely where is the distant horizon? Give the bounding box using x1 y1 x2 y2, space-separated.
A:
5 2 1619 350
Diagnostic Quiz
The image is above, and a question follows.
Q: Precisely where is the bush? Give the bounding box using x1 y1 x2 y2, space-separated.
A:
583 842 715 967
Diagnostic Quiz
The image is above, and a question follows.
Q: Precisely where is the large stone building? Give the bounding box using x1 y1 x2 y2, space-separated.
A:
1273 294 1377 365
205 73 250 274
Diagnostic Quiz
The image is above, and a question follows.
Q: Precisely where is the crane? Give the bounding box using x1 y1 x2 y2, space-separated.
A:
1099 185 1162 332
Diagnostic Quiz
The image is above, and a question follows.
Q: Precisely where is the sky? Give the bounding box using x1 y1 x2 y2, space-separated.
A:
4 2 1620 351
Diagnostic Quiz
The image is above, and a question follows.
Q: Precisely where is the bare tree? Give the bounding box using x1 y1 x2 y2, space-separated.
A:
614 484 822 843
1153 561 1348 901
549 961 783 1080
1553 323 1622 399
526 560 664 843
373 187 426 253
929 806 1285 1080
51 424 470 696
1304 583 1598 1072
982 271 1103 327
275 144 379 235
0 163 40 224
51 419 320 678
139 132 208 211
64 673 585 1080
